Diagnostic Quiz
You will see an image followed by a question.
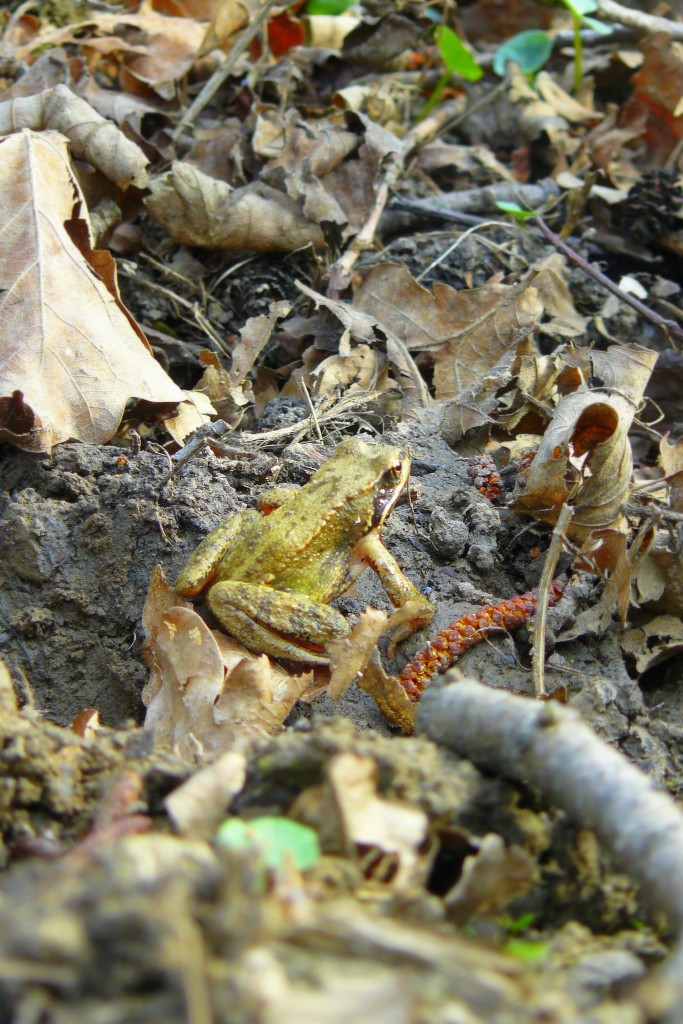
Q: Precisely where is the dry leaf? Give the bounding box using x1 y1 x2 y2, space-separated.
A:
15 10 208 101
510 345 658 539
142 567 312 761
164 751 247 835
354 262 543 399
0 84 149 189
444 833 535 924
197 0 249 58
0 131 181 451
145 163 324 251
620 615 683 675
164 390 217 445
327 753 428 889
356 649 417 733
327 607 390 700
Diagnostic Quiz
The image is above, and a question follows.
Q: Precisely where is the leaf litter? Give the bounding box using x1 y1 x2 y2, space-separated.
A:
1 0 683 1020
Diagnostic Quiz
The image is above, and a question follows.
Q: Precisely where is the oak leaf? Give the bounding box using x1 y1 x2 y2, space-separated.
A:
0 130 181 452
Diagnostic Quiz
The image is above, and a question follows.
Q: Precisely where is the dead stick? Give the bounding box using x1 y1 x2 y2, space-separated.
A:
327 99 465 296
532 503 572 697
417 678 683 1020
533 216 683 346
596 0 683 40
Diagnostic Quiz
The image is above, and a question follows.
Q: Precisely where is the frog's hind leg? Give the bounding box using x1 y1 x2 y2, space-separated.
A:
206 580 349 663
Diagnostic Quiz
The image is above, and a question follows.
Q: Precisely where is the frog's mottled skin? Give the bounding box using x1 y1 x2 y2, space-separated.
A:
175 438 434 662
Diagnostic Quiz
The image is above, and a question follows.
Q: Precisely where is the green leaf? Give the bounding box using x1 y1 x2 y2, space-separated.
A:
582 15 612 34
495 200 539 223
563 0 598 14
305 0 356 13
216 816 321 871
503 938 550 961
436 26 483 82
493 30 553 77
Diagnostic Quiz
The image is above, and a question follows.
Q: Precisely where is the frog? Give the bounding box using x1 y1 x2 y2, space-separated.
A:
175 437 434 663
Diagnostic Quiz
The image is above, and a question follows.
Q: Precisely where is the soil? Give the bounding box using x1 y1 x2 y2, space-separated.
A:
1 391 682 1021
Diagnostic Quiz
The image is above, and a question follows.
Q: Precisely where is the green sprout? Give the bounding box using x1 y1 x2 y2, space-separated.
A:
493 30 553 79
495 200 540 224
560 0 611 92
420 25 483 121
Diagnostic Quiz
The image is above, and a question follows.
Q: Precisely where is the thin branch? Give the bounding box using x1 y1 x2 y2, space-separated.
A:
173 0 279 142
533 216 683 347
532 503 572 697
417 678 683 1019
327 99 467 295
596 0 683 41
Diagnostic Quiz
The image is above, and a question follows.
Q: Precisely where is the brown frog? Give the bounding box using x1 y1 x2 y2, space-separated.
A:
175 438 434 662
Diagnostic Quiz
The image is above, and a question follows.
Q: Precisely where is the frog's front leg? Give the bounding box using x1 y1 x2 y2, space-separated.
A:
355 533 434 646
206 581 350 663
176 510 261 597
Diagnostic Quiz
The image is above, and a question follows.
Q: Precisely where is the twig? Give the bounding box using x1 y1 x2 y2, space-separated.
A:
173 0 279 142
596 0 683 40
533 215 683 346
532 503 572 698
327 99 467 295
417 678 683 1020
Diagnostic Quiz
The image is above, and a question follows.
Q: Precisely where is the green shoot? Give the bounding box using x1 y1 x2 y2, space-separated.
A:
493 30 553 79
420 25 482 121
495 200 539 224
560 0 611 93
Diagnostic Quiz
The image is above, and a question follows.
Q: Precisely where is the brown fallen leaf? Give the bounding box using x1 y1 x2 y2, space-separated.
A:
197 0 249 58
142 566 312 761
0 131 182 451
145 163 324 251
620 615 683 675
510 345 658 539
0 84 149 189
444 833 535 925
354 261 543 397
15 9 208 102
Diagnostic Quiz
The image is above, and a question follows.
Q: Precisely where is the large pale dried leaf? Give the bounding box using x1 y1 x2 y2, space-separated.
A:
142 567 312 761
328 753 428 889
0 85 148 189
354 262 543 398
0 131 181 452
510 346 658 539
145 163 324 251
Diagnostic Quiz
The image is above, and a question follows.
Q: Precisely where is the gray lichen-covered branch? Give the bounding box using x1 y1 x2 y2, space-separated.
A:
417 676 683 1021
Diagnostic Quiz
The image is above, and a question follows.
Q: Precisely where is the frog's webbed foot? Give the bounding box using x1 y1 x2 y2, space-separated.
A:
207 581 349 663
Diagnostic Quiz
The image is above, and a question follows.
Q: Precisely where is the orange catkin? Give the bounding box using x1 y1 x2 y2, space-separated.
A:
398 578 567 701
